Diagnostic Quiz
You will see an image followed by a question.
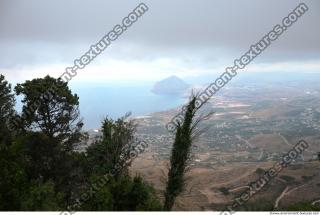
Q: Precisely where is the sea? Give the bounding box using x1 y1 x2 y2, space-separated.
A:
70 82 185 129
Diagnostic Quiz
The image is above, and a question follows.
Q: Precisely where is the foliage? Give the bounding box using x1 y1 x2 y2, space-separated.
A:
15 75 83 145
255 168 266 175
0 74 162 211
82 176 162 211
0 75 15 122
279 175 295 183
0 140 27 210
219 187 230 195
20 180 64 211
164 95 210 210
0 74 15 141
302 175 314 182
0 75 22 210
285 202 320 211
239 199 274 211
86 114 136 177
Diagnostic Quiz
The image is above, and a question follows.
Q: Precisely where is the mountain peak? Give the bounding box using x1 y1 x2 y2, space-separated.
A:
152 75 189 95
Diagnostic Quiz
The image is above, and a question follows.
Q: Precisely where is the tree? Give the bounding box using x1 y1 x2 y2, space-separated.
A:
4 131 82 209
83 115 163 211
0 75 23 210
81 175 162 211
13 76 86 208
0 140 28 210
15 75 83 148
111 176 162 211
86 114 136 178
20 180 64 211
0 74 15 140
0 75 164 211
15 132 60 181
164 95 211 210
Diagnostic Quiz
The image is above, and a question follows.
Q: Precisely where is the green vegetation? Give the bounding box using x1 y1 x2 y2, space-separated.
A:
255 168 266 175
218 187 230 195
286 202 320 211
1 74 318 211
279 175 296 184
279 175 295 183
164 97 197 210
164 96 209 210
302 175 314 182
239 199 274 211
0 75 162 211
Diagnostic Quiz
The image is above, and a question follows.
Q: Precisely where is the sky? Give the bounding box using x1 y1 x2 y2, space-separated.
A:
0 0 320 84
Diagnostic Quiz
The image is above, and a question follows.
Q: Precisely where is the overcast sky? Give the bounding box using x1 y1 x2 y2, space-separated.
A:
1 0 319 83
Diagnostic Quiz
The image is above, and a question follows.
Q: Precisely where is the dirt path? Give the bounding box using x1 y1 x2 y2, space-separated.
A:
274 183 310 208
312 199 320 206
274 186 290 209
229 185 250 193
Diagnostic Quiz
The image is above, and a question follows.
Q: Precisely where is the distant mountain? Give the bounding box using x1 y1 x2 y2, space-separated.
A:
152 75 189 95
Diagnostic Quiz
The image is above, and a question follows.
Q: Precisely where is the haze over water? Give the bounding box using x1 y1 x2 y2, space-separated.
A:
71 82 185 129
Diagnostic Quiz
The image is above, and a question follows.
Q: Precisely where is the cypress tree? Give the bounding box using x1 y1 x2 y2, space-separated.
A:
164 96 198 210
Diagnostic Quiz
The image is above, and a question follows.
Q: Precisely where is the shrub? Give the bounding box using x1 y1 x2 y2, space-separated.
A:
219 187 230 195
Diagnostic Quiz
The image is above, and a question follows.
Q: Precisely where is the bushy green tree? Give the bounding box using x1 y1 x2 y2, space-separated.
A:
111 176 162 211
82 115 162 211
20 180 64 211
15 132 60 181
15 76 83 146
0 74 15 141
82 176 162 211
0 74 22 210
13 76 89 207
0 75 162 211
0 140 27 210
86 114 136 177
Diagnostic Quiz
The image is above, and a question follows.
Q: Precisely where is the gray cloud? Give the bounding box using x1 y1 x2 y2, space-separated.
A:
0 0 319 69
